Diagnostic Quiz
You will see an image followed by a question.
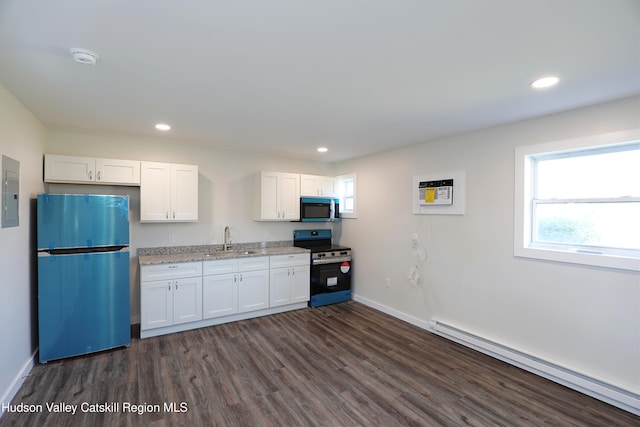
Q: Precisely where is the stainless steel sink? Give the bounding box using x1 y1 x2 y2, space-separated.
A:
203 250 257 258
231 250 257 255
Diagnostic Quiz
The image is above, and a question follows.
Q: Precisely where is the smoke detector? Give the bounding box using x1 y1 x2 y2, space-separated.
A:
70 48 100 65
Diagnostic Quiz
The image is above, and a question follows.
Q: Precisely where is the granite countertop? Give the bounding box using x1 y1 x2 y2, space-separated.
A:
138 243 309 266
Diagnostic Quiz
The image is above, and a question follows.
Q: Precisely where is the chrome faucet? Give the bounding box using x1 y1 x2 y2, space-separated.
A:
223 226 232 251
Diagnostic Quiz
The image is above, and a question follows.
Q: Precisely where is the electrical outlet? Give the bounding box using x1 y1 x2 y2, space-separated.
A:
385 278 391 288
412 233 419 246
168 233 175 243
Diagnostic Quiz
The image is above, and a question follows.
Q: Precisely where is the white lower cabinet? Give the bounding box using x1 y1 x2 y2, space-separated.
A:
203 259 239 319
270 253 310 307
238 257 270 313
140 262 203 331
172 276 203 324
203 256 270 318
141 253 308 338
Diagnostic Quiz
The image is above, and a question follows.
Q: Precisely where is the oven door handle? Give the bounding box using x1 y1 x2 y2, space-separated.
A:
311 256 352 265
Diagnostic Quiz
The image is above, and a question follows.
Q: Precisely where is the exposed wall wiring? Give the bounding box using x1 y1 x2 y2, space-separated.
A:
408 233 427 287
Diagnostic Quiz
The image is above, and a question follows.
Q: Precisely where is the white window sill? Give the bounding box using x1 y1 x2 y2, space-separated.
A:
514 246 640 271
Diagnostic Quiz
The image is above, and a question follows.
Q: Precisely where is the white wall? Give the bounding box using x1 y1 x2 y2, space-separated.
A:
3 82 638 407
46 132 336 322
0 85 47 404
334 96 640 394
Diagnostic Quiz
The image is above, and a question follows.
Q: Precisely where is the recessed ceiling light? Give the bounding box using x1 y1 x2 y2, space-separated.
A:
317 147 328 153
531 76 559 89
70 48 100 65
155 123 171 131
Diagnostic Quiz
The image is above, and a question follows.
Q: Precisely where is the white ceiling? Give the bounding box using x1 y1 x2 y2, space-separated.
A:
1 0 639 162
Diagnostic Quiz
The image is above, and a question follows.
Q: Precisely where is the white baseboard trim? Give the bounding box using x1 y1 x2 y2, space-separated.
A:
0 351 36 416
352 293 640 416
352 294 431 330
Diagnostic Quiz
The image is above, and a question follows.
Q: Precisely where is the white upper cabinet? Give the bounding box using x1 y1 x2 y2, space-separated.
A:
44 154 140 185
300 174 335 197
254 172 300 221
140 161 198 222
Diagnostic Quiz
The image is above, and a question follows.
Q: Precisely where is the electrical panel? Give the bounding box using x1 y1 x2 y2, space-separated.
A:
2 155 19 228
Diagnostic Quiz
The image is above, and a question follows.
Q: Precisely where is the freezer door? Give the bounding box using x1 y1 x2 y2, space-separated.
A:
37 194 129 250
38 251 130 362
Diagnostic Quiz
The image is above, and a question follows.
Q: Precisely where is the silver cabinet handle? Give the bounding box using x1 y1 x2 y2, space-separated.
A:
88 170 93 180
97 171 101 181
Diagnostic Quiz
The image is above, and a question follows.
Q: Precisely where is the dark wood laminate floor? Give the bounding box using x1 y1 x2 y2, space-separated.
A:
1 302 637 426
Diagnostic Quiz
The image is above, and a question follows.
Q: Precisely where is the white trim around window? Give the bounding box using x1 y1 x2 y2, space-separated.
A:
337 173 357 219
514 129 640 271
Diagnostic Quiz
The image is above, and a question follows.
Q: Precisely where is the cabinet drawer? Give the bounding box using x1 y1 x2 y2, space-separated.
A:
270 253 310 269
238 256 269 272
203 258 238 276
141 262 202 281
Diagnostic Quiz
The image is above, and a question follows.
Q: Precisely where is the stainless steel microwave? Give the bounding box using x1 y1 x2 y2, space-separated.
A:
300 197 340 222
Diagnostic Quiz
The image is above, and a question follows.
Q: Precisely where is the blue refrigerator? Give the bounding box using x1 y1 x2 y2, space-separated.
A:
37 194 131 363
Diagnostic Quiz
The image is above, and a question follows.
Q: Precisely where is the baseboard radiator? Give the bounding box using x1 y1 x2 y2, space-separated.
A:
428 319 640 416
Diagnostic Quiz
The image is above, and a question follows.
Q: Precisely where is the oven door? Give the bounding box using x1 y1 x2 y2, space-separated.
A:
310 260 352 294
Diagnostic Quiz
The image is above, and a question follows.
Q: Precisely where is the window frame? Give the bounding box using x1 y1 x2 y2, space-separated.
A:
514 129 640 271
336 173 357 219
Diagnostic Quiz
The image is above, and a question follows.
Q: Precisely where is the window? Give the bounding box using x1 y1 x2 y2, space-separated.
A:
337 173 357 218
515 129 640 271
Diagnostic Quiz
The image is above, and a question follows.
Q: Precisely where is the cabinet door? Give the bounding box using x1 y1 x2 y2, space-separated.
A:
203 273 238 319
238 269 269 313
300 174 335 197
44 154 95 183
256 172 280 220
141 280 173 330
300 174 320 197
281 172 300 220
269 268 291 307
318 177 336 197
95 158 141 185
173 277 203 325
291 265 310 304
171 164 198 221
140 162 171 221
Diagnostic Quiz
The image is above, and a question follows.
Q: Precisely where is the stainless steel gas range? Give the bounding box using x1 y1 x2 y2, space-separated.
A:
293 229 352 307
